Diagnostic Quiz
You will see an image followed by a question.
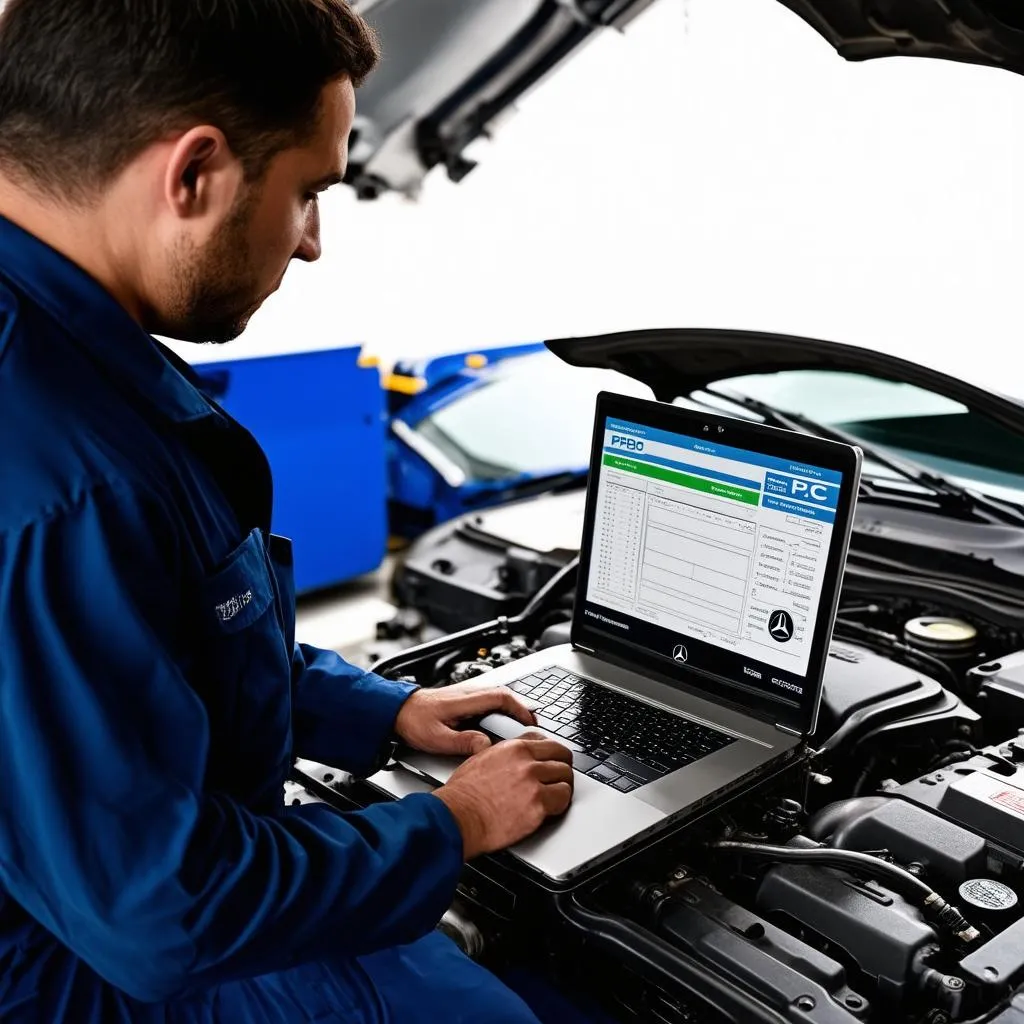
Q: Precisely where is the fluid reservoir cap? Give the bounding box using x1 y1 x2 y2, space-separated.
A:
904 616 978 654
959 878 1018 911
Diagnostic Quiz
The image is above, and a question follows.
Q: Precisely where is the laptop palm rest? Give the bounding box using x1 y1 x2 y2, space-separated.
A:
389 746 664 882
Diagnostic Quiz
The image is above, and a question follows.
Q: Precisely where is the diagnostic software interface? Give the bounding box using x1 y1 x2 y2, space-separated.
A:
585 417 843 695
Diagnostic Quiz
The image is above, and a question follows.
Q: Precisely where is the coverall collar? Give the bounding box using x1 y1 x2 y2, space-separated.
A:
0 212 216 425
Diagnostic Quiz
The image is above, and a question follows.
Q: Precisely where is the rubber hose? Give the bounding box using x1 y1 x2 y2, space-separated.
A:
711 840 934 900
711 840 980 943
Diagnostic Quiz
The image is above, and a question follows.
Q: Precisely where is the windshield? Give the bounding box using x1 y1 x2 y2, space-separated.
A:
704 370 1024 501
412 352 650 481
412 355 1024 502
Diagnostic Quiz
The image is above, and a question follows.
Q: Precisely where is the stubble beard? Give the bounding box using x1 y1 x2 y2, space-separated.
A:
166 186 263 345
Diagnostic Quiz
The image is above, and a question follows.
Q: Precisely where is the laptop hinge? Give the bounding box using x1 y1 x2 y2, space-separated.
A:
573 642 596 654
774 722 802 737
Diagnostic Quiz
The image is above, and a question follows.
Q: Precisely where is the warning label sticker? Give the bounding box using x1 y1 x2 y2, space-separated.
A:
990 789 1024 817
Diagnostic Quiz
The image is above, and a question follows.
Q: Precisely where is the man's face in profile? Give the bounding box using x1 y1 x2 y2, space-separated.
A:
166 77 355 344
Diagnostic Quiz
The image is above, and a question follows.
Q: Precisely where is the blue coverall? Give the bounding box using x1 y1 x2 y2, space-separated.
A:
0 214 540 1023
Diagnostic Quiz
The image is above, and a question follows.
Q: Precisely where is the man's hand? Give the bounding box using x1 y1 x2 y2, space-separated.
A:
394 682 536 756
434 735 574 858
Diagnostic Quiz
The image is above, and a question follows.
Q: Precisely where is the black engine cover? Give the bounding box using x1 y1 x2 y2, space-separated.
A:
755 861 938 1003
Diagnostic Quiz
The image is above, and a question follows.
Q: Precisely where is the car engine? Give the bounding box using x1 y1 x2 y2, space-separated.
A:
383 649 1024 1021
301 517 1024 1023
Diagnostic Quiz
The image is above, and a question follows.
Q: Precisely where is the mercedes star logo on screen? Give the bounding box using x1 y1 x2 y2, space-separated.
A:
768 610 794 643
672 644 688 663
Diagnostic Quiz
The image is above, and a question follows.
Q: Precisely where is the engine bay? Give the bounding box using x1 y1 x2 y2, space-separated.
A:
296 554 1024 1024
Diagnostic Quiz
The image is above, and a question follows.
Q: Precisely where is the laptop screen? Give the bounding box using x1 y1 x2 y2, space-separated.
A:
574 394 861 736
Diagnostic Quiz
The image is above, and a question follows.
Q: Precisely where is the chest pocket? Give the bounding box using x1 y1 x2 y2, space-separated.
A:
194 528 293 809
203 529 274 633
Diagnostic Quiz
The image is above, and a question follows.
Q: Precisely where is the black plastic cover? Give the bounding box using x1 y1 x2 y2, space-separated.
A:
655 881 867 1023
828 798 987 887
942 772 1024 856
895 745 1024 862
393 522 567 632
972 651 1024 737
813 642 949 746
755 862 938 1003
960 916 1024 988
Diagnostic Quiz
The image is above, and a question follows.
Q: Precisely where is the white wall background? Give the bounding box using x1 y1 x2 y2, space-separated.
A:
168 0 1024 398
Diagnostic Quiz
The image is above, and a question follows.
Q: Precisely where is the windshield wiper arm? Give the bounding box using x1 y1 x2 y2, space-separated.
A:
469 469 587 503
701 386 1024 527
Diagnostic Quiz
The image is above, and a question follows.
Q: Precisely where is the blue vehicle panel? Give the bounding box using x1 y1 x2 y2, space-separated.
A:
195 347 388 592
386 343 578 536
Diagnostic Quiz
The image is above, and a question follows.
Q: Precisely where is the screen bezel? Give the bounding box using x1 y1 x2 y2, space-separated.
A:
571 391 862 737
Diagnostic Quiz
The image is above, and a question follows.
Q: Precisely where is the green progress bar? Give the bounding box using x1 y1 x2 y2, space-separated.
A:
603 453 759 505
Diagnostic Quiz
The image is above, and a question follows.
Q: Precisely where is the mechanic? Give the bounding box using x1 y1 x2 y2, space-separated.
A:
0 1 576 1021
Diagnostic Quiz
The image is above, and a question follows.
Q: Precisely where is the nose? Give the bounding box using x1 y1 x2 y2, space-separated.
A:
294 201 322 263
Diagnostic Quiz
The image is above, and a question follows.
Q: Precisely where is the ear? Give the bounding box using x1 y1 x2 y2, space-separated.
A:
163 126 244 222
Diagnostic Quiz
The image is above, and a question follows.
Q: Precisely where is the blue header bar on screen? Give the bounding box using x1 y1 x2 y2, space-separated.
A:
606 418 843 486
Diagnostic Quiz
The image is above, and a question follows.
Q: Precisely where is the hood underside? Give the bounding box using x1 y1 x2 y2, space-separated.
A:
347 0 1024 198
779 0 1024 73
545 327 1024 433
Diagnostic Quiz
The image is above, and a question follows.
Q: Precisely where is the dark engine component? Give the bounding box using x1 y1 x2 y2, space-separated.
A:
813 641 979 757
802 640 981 801
960 915 1024 990
447 637 534 683
811 796 988 888
635 879 870 1023
972 651 1024 736
392 516 573 634
754 859 940 1007
892 744 1024 865
790 752 1024 1018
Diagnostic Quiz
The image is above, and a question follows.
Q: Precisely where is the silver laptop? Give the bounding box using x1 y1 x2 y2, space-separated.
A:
370 392 863 882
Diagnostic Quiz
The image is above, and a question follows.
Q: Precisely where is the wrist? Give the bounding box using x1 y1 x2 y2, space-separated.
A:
393 686 424 744
433 786 484 860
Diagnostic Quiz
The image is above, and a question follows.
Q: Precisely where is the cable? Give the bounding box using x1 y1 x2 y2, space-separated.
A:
514 557 579 625
711 840 981 944
713 839 933 897
837 604 881 617
928 747 980 772
850 754 880 797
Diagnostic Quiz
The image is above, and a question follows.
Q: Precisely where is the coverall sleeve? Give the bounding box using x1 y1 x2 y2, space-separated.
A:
290 643 417 776
0 483 464 1004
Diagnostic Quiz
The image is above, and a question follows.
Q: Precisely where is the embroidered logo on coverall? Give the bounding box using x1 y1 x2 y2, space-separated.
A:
216 590 253 624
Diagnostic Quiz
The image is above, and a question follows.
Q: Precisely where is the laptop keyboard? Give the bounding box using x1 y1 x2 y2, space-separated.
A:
507 665 734 792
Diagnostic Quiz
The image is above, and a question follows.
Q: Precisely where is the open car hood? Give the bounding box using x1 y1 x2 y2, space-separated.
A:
780 0 1024 72
545 327 1024 433
346 0 658 199
347 0 1024 198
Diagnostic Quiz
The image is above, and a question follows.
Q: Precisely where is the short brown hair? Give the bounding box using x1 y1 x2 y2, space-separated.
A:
0 0 380 202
